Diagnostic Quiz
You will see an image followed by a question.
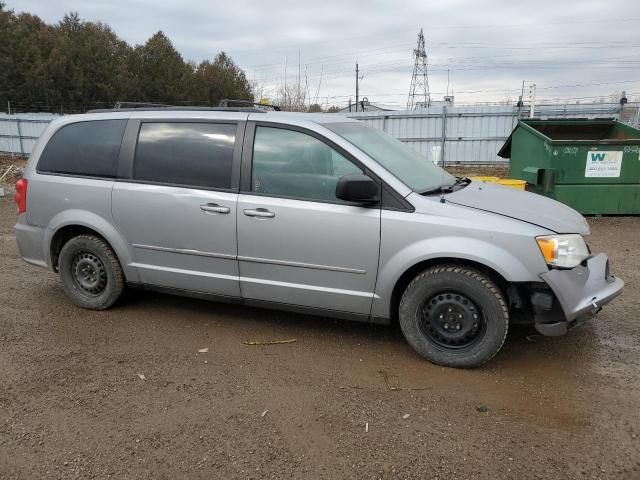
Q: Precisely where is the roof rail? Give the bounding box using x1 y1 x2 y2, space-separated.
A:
86 105 269 114
219 99 281 111
114 101 173 109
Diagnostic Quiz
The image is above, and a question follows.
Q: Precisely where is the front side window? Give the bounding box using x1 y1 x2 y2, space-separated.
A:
134 122 236 189
251 126 362 201
38 120 126 178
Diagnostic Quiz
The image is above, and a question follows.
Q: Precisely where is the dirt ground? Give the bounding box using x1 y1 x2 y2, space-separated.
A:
0 155 27 168
0 156 26 186
0 195 639 479
445 164 510 178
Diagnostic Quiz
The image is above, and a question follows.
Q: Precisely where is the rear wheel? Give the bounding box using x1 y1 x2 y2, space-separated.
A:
399 265 508 368
58 234 124 310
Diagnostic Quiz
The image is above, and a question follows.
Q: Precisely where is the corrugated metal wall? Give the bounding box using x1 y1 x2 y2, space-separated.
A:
1 103 638 163
344 102 636 164
0 113 59 155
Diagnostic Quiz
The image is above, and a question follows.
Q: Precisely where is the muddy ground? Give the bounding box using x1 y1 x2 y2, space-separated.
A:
0 195 638 479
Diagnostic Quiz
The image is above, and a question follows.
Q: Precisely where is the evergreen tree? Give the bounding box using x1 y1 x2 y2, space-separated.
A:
0 5 254 112
133 31 191 103
189 52 253 106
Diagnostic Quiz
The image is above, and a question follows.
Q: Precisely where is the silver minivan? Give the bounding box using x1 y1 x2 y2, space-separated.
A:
14 107 624 368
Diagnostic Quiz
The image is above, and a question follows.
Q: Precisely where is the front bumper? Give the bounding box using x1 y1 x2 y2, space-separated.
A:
536 253 623 335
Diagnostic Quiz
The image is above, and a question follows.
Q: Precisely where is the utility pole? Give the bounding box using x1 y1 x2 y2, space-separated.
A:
355 63 359 113
619 91 628 121
284 56 288 110
7 101 12 158
446 69 450 97
521 80 536 118
407 28 431 110
528 83 537 118
297 49 301 110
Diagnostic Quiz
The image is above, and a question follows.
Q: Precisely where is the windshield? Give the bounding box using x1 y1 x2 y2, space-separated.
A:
325 122 455 193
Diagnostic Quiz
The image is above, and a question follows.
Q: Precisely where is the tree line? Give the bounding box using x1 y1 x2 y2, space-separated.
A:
0 4 253 113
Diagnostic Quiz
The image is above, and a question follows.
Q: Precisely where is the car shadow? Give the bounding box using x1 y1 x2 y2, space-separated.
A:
118 288 599 372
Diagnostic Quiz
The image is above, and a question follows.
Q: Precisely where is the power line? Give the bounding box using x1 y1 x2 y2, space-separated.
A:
226 17 640 55
256 57 640 85
243 41 640 72
293 81 640 101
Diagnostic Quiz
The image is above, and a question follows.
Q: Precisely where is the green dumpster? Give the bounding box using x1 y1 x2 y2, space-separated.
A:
498 119 640 214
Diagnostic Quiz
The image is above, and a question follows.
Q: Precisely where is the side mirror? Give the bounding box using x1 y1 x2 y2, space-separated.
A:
335 174 379 203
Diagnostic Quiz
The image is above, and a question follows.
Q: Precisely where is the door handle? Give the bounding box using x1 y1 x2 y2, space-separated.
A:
243 208 275 218
200 203 230 214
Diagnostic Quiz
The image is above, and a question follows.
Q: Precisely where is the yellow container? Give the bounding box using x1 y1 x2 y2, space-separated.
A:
497 179 526 190
469 176 500 183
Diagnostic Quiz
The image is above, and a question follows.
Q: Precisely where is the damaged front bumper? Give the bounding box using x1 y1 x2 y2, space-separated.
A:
534 253 624 336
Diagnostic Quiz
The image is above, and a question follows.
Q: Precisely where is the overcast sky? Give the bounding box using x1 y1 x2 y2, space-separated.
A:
12 0 640 107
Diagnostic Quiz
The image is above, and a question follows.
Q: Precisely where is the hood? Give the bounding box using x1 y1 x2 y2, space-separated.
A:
444 181 590 235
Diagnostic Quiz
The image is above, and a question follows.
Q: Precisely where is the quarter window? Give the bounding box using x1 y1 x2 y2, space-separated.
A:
252 127 363 201
37 120 126 178
134 122 236 189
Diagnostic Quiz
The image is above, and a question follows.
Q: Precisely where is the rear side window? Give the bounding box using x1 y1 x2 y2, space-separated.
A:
134 122 236 189
38 120 126 178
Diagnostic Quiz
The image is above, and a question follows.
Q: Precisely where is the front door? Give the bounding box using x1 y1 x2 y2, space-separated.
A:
237 124 381 315
112 120 242 297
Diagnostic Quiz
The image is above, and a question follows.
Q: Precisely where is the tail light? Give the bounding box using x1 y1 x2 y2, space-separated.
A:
15 178 28 214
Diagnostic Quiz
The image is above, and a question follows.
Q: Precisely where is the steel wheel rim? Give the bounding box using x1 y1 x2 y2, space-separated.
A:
71 251 108 296
420 291 486 350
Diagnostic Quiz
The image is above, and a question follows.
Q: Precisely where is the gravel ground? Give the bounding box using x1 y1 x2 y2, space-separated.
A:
0 196 639 479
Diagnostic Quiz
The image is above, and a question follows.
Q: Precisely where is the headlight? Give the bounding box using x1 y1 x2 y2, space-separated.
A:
536 234 590 268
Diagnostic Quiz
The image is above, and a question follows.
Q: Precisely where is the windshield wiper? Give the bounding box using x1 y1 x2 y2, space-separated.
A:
453 176 471 186
419 176 470 195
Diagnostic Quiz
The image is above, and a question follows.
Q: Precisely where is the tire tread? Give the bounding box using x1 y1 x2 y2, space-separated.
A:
58 234 124 310
399 264 508 367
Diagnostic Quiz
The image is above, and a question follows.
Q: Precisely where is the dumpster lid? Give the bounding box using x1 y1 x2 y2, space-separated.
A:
498 118 640 158
497 131 514 158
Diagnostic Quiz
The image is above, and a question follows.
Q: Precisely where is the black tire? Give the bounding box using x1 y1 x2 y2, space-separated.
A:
58 234 124 310
398 265 508 368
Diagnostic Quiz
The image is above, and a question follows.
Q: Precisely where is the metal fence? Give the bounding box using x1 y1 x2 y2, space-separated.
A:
0 113 60 156
1 103 639 163
343 102 640 164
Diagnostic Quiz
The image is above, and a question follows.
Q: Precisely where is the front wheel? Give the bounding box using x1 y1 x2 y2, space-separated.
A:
399 265 508 368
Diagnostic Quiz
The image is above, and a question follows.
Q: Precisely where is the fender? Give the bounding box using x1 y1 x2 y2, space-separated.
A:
371 236 545 319
44 209 139 282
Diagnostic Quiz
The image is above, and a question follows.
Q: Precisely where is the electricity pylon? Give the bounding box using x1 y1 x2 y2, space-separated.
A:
407 28 431 110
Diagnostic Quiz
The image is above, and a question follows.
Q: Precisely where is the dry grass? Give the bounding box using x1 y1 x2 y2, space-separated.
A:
0 155 26 186
445 164 510 178
0 154 27 168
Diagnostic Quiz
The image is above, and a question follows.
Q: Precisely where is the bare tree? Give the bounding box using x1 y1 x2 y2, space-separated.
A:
275 83 307 112
250 79 271 103
250 59 324 112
